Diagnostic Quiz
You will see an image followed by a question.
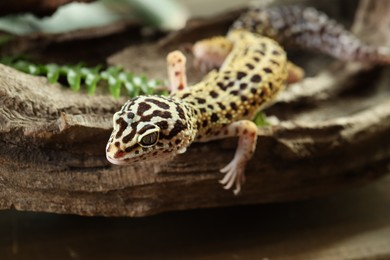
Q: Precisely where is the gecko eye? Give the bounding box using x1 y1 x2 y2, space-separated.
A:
138 130 159 147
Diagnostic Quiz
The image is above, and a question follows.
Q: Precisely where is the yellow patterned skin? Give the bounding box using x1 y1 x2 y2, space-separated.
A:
106 30 289 194
178 30 287 141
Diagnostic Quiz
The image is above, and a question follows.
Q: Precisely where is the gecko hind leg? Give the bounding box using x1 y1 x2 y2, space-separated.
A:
192 36 233 72
219 120 258 195
287 61 305 84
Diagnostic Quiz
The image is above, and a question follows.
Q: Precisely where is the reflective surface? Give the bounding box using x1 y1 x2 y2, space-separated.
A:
1 175 390 260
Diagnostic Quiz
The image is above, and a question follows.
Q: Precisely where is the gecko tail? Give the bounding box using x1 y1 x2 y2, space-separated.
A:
232 5 390 64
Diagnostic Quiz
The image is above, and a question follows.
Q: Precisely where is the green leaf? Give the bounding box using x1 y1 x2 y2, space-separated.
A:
45 64 60 83
67 68 82 91
108 75 121 98
253 112 270 127
85 73 100 95
12 60 31 73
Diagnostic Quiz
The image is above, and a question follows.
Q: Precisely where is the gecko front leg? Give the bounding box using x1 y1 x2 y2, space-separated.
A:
167 50 188 93
219 120 258 195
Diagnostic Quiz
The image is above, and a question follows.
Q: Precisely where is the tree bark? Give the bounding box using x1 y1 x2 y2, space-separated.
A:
0 0 389 217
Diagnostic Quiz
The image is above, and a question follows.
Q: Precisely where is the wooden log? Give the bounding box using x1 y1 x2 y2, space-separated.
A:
0 0 389 217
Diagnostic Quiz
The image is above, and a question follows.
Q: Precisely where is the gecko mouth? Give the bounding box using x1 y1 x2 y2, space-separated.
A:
106 154 129 165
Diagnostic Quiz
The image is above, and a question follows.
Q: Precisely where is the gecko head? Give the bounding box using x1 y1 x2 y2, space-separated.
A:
106 96 195 165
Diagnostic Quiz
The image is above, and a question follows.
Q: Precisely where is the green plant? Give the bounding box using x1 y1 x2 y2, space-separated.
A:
0 58 168 98
253 112 270 127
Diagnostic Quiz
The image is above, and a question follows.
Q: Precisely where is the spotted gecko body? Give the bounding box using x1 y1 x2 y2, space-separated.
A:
106 30 288 194
106 5 390 194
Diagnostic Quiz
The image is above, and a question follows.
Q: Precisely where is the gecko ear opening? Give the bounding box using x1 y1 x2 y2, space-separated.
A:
138 129 160 147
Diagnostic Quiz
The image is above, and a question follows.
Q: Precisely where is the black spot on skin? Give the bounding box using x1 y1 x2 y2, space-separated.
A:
199 108 206 113
122 128 136 143
115 118 128 139
206 128 212 135
127 112 135 119
157 142 164 147
268 82 274 90
196 98 206 104
243 109 249 116
230 90 239 95
210 113 219 122
250 74 262 83
256 50 266 56
225 113 232 119
263 68 273 73
125 143 140 153
210 91 219 98
236 71 247 80
202 120 208 127
207 104 214 110
217 82 227 90
176 105 185 120
196 122 201 129
161 120 186 139
230 102 238 110
114 142 120 147
270 59 279 65
241 95 247 102
142 110 172 121
253 56 260 62
246 63 255 70
240 83 248 90
175 139 181 145
145 98 170 109
227 81 235 88
250 88 257 94
138 124 155 135
182 93 191 99
223 76 230 80
156 121 169 130
272 50 281 56
137 102 151 115
217 102 226 110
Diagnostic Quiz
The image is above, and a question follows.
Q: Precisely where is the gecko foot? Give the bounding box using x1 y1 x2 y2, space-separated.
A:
217 120 258 195
219 158 246 195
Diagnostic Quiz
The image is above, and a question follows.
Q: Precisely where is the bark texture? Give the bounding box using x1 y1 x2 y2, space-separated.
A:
0 0 389 217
